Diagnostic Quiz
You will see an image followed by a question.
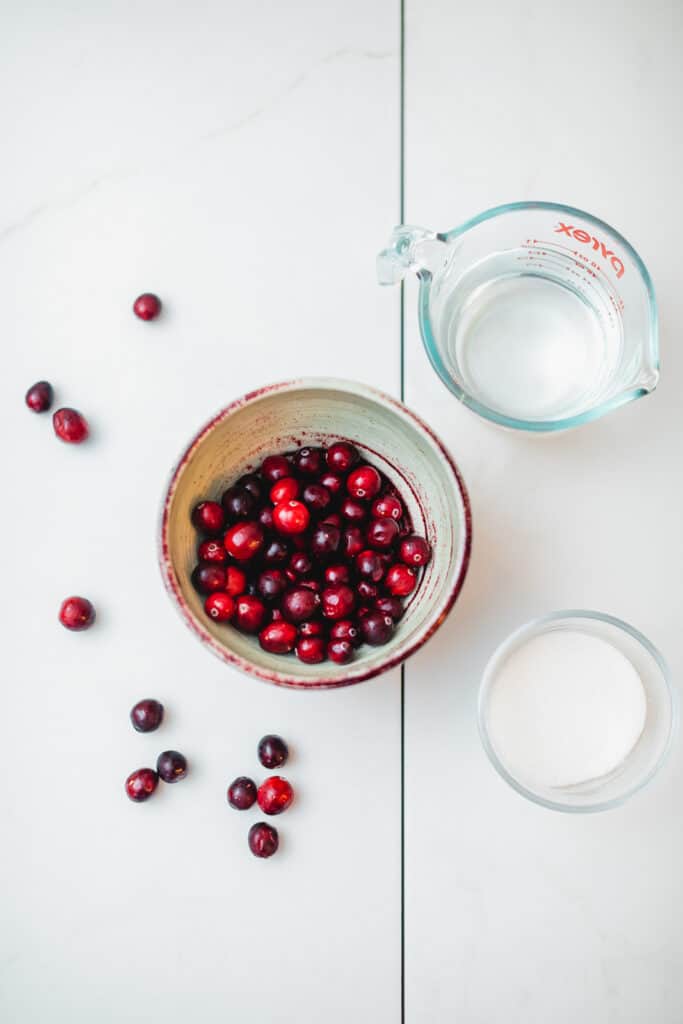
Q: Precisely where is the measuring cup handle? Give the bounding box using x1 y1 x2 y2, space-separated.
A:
376 225 449 285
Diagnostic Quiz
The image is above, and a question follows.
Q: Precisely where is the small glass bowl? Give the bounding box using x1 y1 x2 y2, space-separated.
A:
478 611 677 812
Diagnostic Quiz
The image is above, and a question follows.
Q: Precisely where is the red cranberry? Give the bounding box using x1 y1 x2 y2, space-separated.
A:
204 591 235 622
300 578 321 592
356 550 385 583
347 465 381 500
25 380 53 412
359 610 395 646
249 822 279 858
357 580 378 601
228 776 257 809
258 735 289 769
58 595 95 631
293 446 323 475
385 564 418 597
282 587 320 624
321 513 342 528
192 500 225 535
273 500 310 535
191 564 226 594
224 521 263 561
261 454 291 483
340 497 367 523
130 698 164 732
133 292 161 320
302 483 331 513
326 441 360 473
328 639 353 664
225 566 247 596
375 595 404 621
259 621 298 654
330 619 362 648
261 538 290 567
257 776 293 815
367 516 400 550
297 635 326 663
234 595 267 633
53 407 88 443
324 563 351 585
319 471 343 496
258 506 274 530
125 768 158 802
321 584 356 620
222 485 255 520
289 551 313 577
237 473 265 502
399 535 432 567
343 527 365 559
197 538 227 564
270 477 300 504
157 750 187 783
372 494 403 521
310 522 341 559
299 620 325 637
257 569 287 602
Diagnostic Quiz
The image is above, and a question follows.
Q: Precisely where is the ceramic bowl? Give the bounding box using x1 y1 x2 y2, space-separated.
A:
159 379 471 688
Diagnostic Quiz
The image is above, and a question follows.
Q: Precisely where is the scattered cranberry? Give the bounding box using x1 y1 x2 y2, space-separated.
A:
222 485 255 520
130 698 164 732
282 587 320 624
293 446 323 475
53 407 88 444
328 638 353 664
192 564 226 594
372 494 403 521
270 477 300 504
367 517 400 550
319 471 343 496
257 776 293 815
133 293 162 320
324 564 351 586
249 822 279 858
399 535 432 567
289 551 313 577
297 635 326 663
375 595 404 621
299 620 325 637
258 506 274 530
326 441 359 473
356 550 385 583
359 610 394 646
302 483 331 513
197 538 227 564
234 595 267 634
257 569 287 602
357 580 378 601
347 465 381 500
321 584 356 620
343 527 365 559
224 521 264 561
228 776 257 810
157 750 187 783
237 473 264 502
204 591 235 622
225 566 247 596
385 564 418 597
125 768 158 802
340 497 367 523
261 454 291 483
273 500 310 535
25 380 53 412
258 735 289 769
59 595 95 631
310 522 341 559
330 619 362 648
259 620 298 654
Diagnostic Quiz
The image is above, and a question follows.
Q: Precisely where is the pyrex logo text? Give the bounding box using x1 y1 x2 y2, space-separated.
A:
555 222 625 278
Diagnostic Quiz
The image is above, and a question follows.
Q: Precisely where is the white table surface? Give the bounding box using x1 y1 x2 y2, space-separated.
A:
1 3 681 1022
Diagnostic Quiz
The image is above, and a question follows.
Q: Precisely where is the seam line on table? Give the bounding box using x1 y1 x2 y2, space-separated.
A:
399 0 406 1021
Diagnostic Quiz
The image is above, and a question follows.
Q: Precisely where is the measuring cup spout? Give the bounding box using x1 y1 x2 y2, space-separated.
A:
376 225 449 285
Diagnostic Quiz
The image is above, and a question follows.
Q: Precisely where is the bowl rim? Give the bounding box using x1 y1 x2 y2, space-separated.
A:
158 377 472 689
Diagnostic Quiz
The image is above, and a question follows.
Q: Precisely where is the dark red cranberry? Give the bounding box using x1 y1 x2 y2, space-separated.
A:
356 550 385 583
291 533 309 551
399 535 432 567
372 494 403 521
192 500 225 535
357 605 370 619
299 619 325 637
258 735 289 768
237 473 264 502
289 551 313 577
25 380 53 412
340 497 367 523
53 407 88 443
157 750 187 783
258 506 274 530
204 591 235 622
321 584 356 620
324 563 351 586
359 610 395 646
385 564 418 597
261 454 291 483
257 569 288 602
249 822 279 858
191 564 226 594
222 485 255 520
357 580 378 601
133 292 161 320
293 446 323 475
224 521 264 561
310 522 341 559
261 538 290 567
328 639 353 664
319 471 343 496
197 538 227 564
270 477 300 504
326 441 360 473
58 595 96 631
234 595 267 633
299 578 321 592
347 465 381 500
257 776 293 815
273 500 310 535
375 595 404 621
321 513 342 528
228 776 257 809
367 516 400 550
302 483 331 513
343 527 365 559
281 586 320 624
271 608 284 622
225 566 247 596
297 635 326 664
330 619 362 648
125 768 158 802
259 620 298 654
130 698 164 732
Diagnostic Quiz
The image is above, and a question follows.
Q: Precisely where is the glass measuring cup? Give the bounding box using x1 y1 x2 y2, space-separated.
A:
378 202 659 431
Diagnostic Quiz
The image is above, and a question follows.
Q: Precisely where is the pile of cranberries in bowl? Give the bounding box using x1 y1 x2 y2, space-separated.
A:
189 441 432 666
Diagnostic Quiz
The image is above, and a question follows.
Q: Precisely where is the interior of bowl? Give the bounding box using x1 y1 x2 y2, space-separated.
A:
160 380 471 688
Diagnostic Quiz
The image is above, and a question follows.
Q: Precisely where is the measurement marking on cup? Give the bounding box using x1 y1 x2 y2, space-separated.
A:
522 239 626 314
555 222 625 278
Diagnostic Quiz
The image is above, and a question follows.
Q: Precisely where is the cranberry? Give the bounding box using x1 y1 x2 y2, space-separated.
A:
204 591 235 622
259 621 298 654
372 494 403 521
197 538 227 564
133 292 161 320
192 501 224 535
58 595 95 631
257 776 293 815
343 527 365 559
281 587 320 624
258 735 289 769
359 610 395 646
326 441 360 473
347 465 381 500
399 535 432 567
321 513 342 528
310 522 341 559
289 551 313 577
234 595 267 633
367 516 400 550
340 497 367 523
330 619 362 648
299 619 325 637
222 485 255 521
273 500 310 535
302 483 331 513
191 564 226 594
357 580 378 601
293 446 323 475
270 477 300 504
261 454 291 483
297 635 326 663
271 608 284 622
319 471 343 496
53 407 88 443
321 584 356 620
328 639 353 664
257 569 287 602
224 521 263 561
300 578 321 592
157 750 187 783
375 595 404 621
237 473 265 502
357 605 370 619
130 698 164 732
25 380 53 412
225 566 247 596
261 538 290 567
228 776 257 809
324 563 351 585
258 506 274 530
385 564 418 597
248 822 279 858
356 550 385 583
125 768 158 802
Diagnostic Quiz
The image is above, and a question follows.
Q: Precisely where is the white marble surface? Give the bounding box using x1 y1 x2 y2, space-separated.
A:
1 1 682 1022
